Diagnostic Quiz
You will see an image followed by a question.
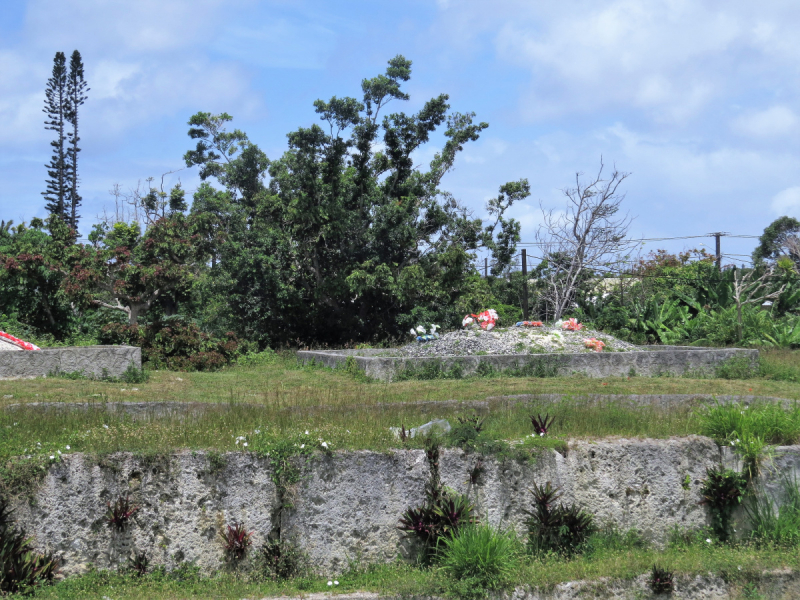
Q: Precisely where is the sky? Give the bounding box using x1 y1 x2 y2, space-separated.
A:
2 0 799 267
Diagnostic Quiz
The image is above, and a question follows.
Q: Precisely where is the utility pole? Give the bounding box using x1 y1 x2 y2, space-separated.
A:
484 257 488 278
522 249 529 320
709 232 729 271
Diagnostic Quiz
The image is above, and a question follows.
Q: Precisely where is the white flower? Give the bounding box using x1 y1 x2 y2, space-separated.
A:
305 430 309 435
327 581 333 586
235 439 240 445
300 444 305 449
57 450 61 455
334 580 339 585
65 445 70 450
255 430 261 434
243 442 248 447
706 538 712 544
462 316 474 327
321 441 328 448
49 455 55 460
539 432 545 437
103 424 109 429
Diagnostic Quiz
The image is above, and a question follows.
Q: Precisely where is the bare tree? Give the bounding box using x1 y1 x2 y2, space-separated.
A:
732 266 786 342
535 159 635 320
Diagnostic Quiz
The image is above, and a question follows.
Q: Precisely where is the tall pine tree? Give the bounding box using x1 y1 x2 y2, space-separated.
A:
66 50 88 231
42 52 68 221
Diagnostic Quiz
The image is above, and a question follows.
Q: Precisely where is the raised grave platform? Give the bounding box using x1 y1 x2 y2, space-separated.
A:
0 345 141 379
298 346 759 381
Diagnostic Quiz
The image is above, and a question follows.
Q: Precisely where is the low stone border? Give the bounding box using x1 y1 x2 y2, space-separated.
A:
297 346 758 381
0 345 141 379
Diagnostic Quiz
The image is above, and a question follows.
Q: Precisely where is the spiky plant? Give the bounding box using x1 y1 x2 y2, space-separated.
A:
530 414 555 436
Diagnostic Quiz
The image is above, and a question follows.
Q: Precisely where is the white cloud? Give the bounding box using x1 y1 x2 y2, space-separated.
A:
771 186 800 215
732 106 800 138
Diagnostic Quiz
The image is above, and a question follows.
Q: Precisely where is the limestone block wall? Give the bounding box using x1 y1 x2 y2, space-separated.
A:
297 347 759 381
0 345 141 379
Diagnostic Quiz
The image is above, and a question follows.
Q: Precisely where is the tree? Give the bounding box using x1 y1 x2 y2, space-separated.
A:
752 216 800 267
535 159 635 321
42 52 68 221
731 266 786 342
65 50 88 231
185 56 523 345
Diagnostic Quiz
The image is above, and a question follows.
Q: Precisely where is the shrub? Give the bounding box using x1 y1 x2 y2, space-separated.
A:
438 523 521 599
128 551 149 576
524 481 595 557
700 467 746 542
99 318 241 371
0 496 58 594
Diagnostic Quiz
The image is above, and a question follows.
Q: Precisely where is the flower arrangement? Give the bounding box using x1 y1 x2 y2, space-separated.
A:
583 338 605 352
410 324 439 343
561 318 584 332
0 331 40 351
462 309 498 331
515 321 543 327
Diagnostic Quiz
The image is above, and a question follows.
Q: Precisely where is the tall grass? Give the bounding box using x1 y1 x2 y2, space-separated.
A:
746 478 800 547
696 400 800 446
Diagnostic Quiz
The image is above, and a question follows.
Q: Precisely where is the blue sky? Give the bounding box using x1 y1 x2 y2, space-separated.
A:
2 0 799 265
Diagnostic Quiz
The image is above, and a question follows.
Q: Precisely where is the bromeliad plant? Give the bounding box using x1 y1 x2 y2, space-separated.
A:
105 495 139 532
648 564 675 594
398 441 475 561
530 414 555 436
0 496 58 594
524 481 595 557
463 309 498 331
220 522 253 562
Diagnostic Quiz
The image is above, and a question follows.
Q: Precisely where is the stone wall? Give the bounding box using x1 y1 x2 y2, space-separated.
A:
0 345 141 379
15 437 793 576
297 347 759 381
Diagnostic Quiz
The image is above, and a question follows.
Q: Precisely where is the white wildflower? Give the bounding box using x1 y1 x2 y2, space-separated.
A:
305 430 309 435
49 455 55 460
706 538 712 544
243 442 248 447
321 441 328 448
65 445 70 450
334 580 339 585
327 581 333 586
300 444 305 449
103 424 109 429
57 450 61 455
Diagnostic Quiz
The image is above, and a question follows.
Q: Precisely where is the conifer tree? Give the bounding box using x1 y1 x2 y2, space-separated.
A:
66 50 88 231
42 52 68 221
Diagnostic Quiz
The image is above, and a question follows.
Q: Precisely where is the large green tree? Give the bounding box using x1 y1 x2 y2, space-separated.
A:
42 52 69 221
186 56 525 345
65 50 88 231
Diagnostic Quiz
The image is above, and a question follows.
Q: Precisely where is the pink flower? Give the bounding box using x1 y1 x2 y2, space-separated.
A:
562 318 584 331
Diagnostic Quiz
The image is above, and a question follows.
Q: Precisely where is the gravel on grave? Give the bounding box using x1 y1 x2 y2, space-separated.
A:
390 325 639 357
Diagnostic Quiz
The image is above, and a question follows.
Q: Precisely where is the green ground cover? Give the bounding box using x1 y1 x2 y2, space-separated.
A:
4 350 800 598
8 536 800 599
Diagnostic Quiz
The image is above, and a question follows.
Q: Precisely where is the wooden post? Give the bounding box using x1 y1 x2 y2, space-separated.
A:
522 249 529 321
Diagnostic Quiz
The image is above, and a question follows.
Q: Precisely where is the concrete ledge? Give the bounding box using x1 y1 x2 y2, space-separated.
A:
297 346 759 381
0 345 141 379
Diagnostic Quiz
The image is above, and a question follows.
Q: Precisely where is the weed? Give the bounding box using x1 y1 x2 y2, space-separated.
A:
648 564 675 594
206 450 227 474
715 356 759 380
220 522 252 562
682 474 692 491
469 460 485 485
700 467 746 542
105 495 139 532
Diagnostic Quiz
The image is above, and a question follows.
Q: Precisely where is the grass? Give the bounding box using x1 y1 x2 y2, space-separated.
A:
9 534 800 599
2 349 800 494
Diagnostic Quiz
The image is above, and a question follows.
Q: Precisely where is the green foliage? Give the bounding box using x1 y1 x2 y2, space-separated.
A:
255 539 309 581
715 356 759 380
398 441 475 562
752 216 800 266
524 481 595 557
700 467 746 542
187 56 526 347
745 478 800 547
99 319 241 371
0 496 58 594
648 564 675 594
438 523 521 599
